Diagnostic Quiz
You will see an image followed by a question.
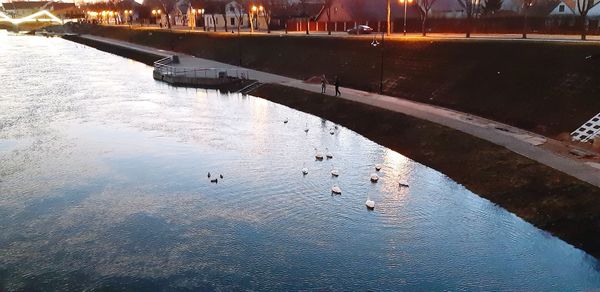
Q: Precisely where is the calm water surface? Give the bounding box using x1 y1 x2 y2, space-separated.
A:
1 33 600 291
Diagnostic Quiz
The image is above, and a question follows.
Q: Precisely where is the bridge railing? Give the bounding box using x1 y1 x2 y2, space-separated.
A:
153 56 250 80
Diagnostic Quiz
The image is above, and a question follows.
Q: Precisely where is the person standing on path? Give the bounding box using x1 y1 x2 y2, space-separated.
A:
334 76 341 97
321 75 327 94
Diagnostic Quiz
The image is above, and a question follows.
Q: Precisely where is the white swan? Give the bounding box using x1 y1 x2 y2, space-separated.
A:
325 148 333 159
315 148 324 160
370 173 379 182
331 168 339 177
375 164 382 171
302 163 308 175
365 195 375 210
331 185 342 194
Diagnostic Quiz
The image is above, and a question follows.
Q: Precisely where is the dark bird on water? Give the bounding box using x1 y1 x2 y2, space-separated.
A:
220 174 223 179
208 172 211 178
211 178 218 183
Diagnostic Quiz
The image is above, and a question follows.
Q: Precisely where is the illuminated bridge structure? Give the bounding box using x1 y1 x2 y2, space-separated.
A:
0 10 63 25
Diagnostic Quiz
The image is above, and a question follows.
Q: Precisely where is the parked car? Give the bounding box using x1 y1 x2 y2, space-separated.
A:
347 25 373 35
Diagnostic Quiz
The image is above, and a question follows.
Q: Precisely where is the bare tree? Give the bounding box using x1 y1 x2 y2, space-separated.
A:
521 0 534 38
262 0 284 33
415 0 438 36
576 0 596 40
272 0 293 33
233 0 246 33
323 0 334 35
158 0 177 29
218 1 228 32
204 0 219 32
457 0 476 37
300 0 310 34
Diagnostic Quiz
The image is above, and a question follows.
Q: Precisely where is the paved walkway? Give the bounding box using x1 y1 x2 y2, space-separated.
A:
79 34 600 187
109 24 600 43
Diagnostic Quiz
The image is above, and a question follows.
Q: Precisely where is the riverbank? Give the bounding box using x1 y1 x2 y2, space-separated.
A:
71 24 600 138
63 34 165 66
252 83 600 259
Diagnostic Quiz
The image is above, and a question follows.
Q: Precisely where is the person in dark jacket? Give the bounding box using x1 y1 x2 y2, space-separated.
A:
334 76 341 97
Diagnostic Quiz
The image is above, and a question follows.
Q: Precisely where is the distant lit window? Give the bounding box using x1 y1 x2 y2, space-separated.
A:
559 4 565 12
230 17 235 25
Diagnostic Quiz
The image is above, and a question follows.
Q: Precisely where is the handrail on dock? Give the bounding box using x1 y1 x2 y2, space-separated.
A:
153 56 250 80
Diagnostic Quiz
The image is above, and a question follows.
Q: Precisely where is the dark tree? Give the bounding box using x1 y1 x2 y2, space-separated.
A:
481 0 502 15
323 0 334 35
159 0 177 28
300 0 310 34
262 0 283 33
521 0 535 38
576 0 596 40
457 0 477 37
203 0 219 32
415 0 438 36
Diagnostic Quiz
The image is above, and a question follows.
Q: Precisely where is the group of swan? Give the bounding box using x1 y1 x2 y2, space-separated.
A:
291 118 412 210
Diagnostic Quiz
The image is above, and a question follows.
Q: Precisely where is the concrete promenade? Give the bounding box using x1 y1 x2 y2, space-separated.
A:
79 34 600 188
111 24 600 43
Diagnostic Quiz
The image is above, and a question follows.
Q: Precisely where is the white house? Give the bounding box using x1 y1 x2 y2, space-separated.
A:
204 1 264 30
548 0 576 16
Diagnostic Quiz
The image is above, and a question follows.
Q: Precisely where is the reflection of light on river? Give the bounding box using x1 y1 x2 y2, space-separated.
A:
380 148 414 200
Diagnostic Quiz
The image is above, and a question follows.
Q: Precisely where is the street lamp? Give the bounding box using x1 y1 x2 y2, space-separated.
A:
250 5 257 33
371 33 385 94
124 10 132 25
258 5 263 30
199 8 205 31
399 0 413 36
190 8 196 30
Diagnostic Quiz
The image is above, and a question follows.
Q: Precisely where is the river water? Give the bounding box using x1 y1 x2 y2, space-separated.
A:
1 33 599 291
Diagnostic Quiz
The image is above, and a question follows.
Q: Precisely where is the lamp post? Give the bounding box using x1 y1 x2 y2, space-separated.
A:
158 9 162 28
250 5 257 33
371 32 385 94
399 0 413 36
190 8 196 31
199 8 205 31
257 5 263 31
151 9 156 25
124 10 132 25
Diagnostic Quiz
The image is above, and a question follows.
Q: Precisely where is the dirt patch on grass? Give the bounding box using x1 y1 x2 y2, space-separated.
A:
252 83 600 259
76 25 600 138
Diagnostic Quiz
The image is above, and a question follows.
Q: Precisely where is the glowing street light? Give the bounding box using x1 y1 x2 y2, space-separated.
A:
250 4 263 32
399 0 414 36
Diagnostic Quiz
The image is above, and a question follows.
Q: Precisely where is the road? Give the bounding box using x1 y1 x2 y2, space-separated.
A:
78 34 600 188
107 24 600 43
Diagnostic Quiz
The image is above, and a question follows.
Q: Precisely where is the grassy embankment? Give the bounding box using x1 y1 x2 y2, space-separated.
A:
253 84 600 259
77 25 600 137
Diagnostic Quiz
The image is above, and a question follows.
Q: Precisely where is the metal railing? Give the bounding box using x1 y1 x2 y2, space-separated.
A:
153 56 250 80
